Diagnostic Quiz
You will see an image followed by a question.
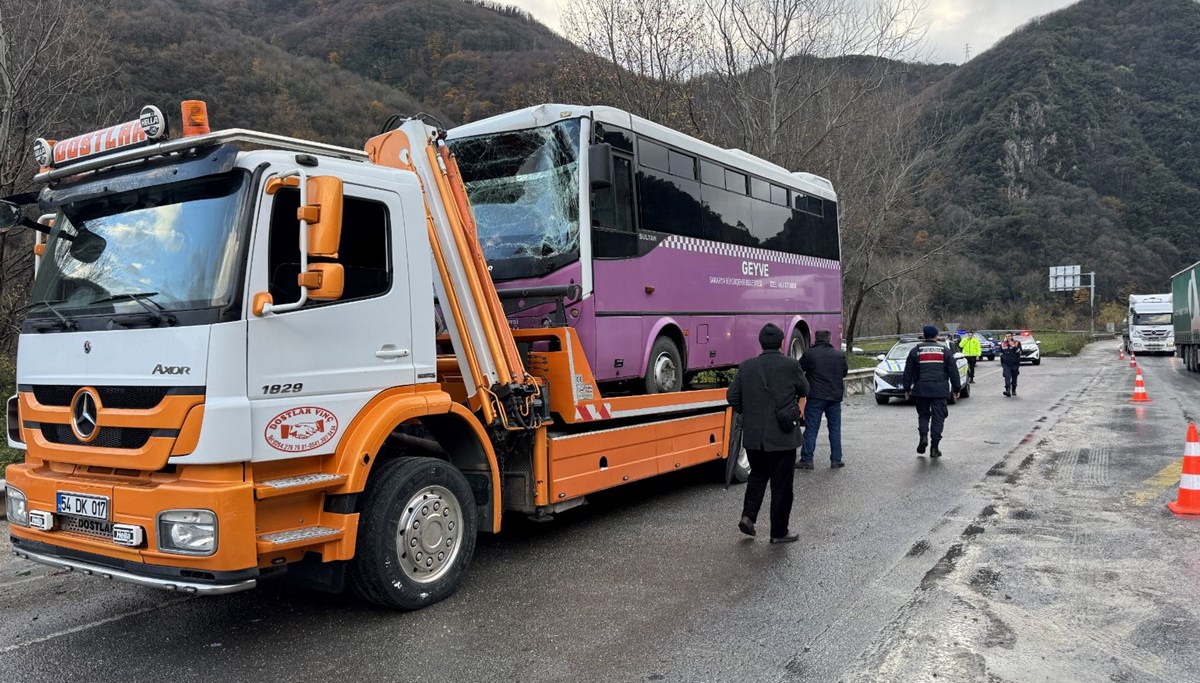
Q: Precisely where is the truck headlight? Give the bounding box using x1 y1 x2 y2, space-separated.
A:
5 485 28 527
157 509 217 555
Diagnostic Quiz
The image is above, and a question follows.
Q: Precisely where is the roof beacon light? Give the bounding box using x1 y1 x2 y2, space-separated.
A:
181 100 211 137
39 104 168 168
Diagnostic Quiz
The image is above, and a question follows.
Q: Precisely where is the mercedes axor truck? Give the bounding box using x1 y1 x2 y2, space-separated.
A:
1125 294 1174 355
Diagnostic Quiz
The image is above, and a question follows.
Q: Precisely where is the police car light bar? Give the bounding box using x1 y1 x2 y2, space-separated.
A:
34 105 167 169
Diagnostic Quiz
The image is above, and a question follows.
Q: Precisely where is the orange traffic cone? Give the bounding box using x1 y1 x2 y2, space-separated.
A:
1131 368 1151 402
1169 423 1200 515
1119 348 1125 361
1130 352 1137 368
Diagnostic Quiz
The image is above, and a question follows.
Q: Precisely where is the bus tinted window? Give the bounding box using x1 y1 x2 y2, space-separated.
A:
796 193 824 217
771 184 788 206
639 139 668 172
669 150 696 180
593 156 635 233
700 160 724 187
639 167 703 238
750 177 769 201
726 169 747 194
701 184 757 247
751 197 791 246
596 124 634 153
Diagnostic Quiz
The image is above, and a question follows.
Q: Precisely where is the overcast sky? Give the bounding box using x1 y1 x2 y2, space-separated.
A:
498 0 1079 64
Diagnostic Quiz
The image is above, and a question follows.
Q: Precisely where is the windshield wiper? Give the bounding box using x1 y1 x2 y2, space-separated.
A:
28 300 78 331
92 292 175 326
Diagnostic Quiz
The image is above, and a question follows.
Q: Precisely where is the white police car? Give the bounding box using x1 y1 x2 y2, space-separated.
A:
873 338 971 405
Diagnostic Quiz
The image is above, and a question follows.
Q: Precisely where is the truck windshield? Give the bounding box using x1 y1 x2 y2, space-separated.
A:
1134 313 1171 326
29 173 247 322
449 119 581 281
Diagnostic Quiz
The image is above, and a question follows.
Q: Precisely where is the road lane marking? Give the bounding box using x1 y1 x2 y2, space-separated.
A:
0 596 193 654
1125 459 1182 507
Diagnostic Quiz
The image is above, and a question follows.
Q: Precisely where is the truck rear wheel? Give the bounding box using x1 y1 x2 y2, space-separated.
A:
349 456 477 610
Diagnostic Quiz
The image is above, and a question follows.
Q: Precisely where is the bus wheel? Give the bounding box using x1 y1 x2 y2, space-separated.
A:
788 330 809 360
645 336 683 394
349 456 477 610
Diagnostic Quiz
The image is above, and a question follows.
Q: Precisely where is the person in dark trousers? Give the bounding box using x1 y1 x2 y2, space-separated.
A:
902 325 962 458
728 323 810 544
960 330 982 383
798 329 848 469
999 331 1022 397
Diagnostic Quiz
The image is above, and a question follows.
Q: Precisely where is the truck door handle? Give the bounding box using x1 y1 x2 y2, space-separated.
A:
375 345 410 359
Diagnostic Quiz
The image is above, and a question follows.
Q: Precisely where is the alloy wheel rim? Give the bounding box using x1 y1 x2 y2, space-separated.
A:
395 485 463 583
654 352 678 392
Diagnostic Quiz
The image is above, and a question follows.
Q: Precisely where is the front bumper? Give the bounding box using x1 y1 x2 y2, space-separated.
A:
1129 340 1174 352
874 375 907 397
12 537 261 595
6 461 258 580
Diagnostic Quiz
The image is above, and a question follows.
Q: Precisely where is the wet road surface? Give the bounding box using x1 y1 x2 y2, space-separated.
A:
2 341 1197 682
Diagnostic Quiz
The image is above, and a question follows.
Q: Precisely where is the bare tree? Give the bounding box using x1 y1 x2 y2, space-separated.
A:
555 0 704 131
0 0 113 353
835 90 975 349
700 0 928 166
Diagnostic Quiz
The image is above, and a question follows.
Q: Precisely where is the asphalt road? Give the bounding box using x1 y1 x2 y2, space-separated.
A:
2 342 1197 682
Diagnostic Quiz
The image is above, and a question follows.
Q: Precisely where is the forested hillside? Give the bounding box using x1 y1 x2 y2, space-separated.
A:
926 0 1200 317
4 0 1200 338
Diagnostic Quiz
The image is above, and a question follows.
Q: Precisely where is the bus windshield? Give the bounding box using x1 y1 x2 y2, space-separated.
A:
29 173 248 322
450 119 581 281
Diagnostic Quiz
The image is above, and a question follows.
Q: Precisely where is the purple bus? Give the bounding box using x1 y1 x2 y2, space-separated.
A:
448 104 841 393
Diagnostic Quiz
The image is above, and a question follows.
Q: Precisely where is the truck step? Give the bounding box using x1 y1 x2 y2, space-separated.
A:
254 473 347 500
256 526 344 552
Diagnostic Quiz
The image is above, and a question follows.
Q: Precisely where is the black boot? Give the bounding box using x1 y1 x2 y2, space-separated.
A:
930 441 942 458
917 436 928 454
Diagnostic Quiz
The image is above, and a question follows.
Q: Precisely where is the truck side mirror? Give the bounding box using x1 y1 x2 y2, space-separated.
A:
588 143 613 192
298 263 344 301
302 176 343 257
0 201 21 230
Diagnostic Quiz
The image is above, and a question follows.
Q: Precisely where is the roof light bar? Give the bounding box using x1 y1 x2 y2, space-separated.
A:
35 105 167 169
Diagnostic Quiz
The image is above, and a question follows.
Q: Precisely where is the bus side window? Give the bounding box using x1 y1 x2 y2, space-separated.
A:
593 155 637 257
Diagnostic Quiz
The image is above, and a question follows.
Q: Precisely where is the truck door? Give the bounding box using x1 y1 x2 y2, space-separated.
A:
245 178 413 460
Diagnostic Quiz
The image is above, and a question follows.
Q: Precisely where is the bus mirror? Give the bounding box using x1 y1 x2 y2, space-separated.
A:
588 143 613 191
0 201 21 230
302 176 343 257
297 263 344 301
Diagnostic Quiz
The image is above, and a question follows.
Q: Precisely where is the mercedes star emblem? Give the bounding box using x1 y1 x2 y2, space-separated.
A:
71 388 100 442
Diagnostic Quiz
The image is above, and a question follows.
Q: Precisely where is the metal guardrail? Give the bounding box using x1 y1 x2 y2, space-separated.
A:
845 367 875 395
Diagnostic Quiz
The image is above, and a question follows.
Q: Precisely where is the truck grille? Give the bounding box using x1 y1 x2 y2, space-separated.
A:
40 424 153 449
1140 330 1170 339
31 385 174 409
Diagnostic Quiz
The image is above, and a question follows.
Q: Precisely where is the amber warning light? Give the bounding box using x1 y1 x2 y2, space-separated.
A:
34 105 168 168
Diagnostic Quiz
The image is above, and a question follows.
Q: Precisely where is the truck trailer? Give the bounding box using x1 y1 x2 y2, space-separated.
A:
1125 294 1174 355
2 102 747 609
1173 264 1200 371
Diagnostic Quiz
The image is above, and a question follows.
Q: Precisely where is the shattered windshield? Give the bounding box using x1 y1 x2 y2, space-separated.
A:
29 173 247 322
449 119 581 281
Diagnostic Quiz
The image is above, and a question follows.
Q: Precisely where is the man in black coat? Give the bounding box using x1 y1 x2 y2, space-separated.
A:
798 329 849 469
902 325 962 458
727 323 810 543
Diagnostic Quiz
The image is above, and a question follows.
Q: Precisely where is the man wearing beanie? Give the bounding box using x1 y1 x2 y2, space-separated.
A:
902 325 962 458
727 323 810 543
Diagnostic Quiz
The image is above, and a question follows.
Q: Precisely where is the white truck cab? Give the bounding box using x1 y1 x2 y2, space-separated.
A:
1126 294 1174 355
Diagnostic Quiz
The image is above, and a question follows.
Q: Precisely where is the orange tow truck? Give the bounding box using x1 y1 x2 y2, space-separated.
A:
2 102 735 608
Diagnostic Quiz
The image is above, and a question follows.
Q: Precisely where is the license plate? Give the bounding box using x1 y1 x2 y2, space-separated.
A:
56 491 110 521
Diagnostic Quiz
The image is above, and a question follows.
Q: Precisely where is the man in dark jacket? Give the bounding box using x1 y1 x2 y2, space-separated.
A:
902 325 962 458
999 331 1022 397
728 323 810 543
798 329 849 469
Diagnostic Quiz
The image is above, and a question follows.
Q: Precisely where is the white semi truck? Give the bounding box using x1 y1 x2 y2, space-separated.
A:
1125 294 1174 355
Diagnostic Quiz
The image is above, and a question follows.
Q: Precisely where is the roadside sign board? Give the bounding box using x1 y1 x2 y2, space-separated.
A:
1049 265 1081 291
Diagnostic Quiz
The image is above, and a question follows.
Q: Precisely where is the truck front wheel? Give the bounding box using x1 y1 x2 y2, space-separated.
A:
349 456 478 610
